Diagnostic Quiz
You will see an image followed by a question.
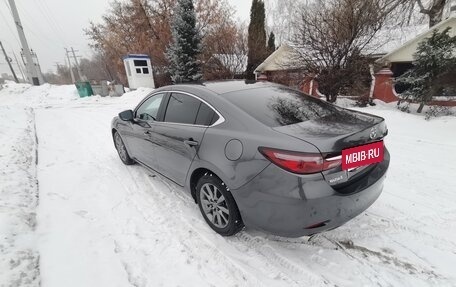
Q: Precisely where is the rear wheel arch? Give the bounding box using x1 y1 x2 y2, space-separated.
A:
190 168 213 203
190 168 229 203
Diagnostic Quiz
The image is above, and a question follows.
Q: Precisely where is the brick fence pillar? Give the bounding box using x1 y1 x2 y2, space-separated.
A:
302 75 319 98
373 68 398 103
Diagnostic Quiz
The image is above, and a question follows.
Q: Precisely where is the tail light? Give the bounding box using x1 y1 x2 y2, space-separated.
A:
259 147 341 174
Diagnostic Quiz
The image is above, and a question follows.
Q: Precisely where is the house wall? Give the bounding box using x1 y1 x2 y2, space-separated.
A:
264 70 304 90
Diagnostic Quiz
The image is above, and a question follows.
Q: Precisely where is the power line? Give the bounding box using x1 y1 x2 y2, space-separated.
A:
0 40 19 82
0 1 21 46
32 0 67 47
36 0 68 46
12 50 25 80
14 0 59 48
65 48 75 83
7 0 43 85
4 0 60 55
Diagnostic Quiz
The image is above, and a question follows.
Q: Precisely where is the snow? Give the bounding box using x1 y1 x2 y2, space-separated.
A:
1 81 456 287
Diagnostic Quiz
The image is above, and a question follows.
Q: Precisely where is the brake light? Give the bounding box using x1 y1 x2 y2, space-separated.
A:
259 147 341 174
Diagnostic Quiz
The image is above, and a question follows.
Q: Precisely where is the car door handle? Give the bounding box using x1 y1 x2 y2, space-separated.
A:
184 139 199 147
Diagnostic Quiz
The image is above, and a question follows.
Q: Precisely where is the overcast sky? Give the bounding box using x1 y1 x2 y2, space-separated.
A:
0 0 252 77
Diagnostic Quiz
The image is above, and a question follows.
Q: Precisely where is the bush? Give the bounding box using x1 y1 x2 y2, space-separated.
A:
425 106 453 120
396 27 456 113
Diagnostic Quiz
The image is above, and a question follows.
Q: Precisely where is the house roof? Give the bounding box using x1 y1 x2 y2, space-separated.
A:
255 44 298 73
122 54 150 60
378 16 456 63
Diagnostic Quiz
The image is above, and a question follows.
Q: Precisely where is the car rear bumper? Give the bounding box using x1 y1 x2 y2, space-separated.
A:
231 148 390 237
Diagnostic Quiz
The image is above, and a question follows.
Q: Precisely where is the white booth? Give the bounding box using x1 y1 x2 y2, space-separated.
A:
123 54 155 89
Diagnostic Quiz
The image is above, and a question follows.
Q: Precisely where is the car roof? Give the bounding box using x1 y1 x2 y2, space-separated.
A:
163 80 281 95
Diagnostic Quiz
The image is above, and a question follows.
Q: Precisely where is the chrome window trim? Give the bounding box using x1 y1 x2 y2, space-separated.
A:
160 90 226 127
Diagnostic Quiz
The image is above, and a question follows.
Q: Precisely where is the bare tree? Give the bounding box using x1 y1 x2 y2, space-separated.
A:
202 23 248 79
265 0 307 44
291 0 408 102
86 0 237 85
415 0 448 27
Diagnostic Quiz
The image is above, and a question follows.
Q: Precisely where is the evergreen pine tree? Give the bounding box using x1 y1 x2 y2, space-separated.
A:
267 31 276 54
166 0 202 83
246 0 268 80
396 27 456 113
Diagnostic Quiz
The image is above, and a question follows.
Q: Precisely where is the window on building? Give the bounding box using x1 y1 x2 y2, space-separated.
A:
134 60 148 67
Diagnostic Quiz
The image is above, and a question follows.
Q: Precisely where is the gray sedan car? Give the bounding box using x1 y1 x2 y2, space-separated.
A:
111 81 389 237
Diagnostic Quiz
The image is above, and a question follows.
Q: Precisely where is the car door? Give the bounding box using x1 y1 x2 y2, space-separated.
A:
152 92 219 186
125 92 166 169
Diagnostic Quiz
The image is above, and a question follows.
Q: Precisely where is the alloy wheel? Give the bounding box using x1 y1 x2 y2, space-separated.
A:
200 183 230 229
115 133 127 162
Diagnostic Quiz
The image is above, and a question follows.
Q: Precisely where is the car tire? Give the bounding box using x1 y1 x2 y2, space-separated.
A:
113 131 135 165
196 173 244 236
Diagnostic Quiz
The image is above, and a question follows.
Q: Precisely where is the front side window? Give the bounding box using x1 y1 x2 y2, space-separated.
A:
136 93 165 121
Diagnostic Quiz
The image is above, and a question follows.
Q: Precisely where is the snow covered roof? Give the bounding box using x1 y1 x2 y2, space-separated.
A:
255 44 299 73
122 54 150 60
255 18 456 71
378 16 456 63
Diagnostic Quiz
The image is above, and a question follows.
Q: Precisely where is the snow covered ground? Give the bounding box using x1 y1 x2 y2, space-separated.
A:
1 82 456 287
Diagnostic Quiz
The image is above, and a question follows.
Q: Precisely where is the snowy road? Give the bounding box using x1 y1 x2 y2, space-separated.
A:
1 83 456 287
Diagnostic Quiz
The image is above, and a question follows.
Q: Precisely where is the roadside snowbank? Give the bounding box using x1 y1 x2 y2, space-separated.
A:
0 106 39 287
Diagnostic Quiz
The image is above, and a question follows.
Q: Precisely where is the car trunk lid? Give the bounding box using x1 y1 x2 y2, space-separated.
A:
272 109 387 153
272 108 388 190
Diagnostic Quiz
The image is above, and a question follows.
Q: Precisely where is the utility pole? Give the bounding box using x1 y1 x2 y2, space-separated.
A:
8 0 40 85
70 47 85 81
0 41 19 83
30 49 44 84
12 51 25 82
65 48 76 83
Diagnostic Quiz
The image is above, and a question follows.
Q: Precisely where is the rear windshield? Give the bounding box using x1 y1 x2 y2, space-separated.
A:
222 87 340 127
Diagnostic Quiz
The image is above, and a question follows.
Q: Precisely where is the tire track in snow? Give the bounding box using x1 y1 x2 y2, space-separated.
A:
108 166 264 286
74 108 382 287
50 106 456 287
70 114 264 286
74 110 311 286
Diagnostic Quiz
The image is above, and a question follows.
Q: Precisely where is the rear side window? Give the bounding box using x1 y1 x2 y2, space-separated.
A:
164 93 201 124
195 103 218 126
164 93 219 126
222 87 340 127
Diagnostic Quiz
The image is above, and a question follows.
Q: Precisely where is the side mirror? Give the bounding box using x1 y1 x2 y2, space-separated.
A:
119 110 134 121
